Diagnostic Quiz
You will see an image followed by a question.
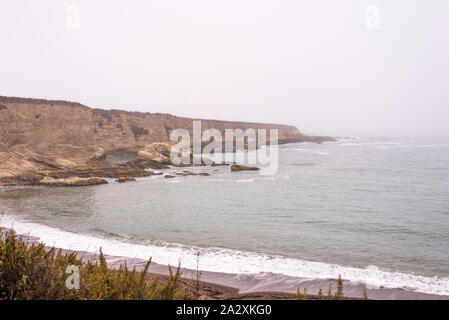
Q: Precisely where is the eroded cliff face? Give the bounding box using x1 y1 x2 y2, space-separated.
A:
0 96 333 179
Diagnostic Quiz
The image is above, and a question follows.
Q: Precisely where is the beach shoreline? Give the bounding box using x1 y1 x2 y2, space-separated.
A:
2 227 448 300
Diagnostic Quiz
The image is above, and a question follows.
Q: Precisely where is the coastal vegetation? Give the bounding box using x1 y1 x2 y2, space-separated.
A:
0 230 191 300
296 275 367 300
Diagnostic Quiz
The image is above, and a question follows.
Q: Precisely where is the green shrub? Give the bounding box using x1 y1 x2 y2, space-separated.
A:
130 124 149 139
318 287 323 299
335 275 344 299
0 230 191 300
363 286 368 300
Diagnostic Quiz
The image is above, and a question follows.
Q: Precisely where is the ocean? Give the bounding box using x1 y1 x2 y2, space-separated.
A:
1 137 449 296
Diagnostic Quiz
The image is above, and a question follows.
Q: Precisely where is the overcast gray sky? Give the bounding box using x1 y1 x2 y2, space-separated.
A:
1 1 448 138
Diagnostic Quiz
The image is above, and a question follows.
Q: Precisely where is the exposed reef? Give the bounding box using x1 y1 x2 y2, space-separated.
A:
230 165 260 172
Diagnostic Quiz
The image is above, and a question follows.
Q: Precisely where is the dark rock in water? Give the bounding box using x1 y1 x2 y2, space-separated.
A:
172 163 193 168
211 162 229 167
230 165 259 172
175 171 210 177
164 174 176 178
117 176 136 183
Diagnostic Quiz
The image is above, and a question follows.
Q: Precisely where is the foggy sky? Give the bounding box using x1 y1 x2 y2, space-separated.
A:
1 1 448 138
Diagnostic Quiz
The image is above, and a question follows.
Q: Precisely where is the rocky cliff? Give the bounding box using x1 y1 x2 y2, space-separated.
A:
0 96 334 180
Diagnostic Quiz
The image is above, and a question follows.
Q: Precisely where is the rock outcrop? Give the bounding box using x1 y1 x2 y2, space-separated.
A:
230 165 259 172
137 142 172 164
175 171 210 176
39 177 108 187
117 176 136 183
0 167 160 186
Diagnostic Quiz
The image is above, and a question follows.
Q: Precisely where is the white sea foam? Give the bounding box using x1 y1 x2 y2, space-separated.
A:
209 177 273 183
408 144 449 148
282 148 329 155
339 141 449 149
1 214 448 296
234 179 255 183
339 143 361 146
341 142 400 147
